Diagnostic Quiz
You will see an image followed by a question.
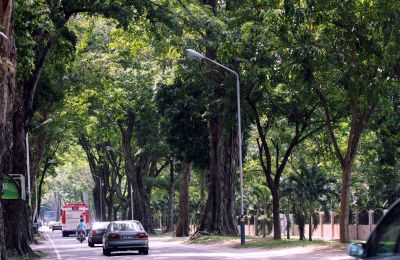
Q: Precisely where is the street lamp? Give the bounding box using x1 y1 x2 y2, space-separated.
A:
105 145 134 220
93 174 103 221
26 118 53 207
186 48 245 245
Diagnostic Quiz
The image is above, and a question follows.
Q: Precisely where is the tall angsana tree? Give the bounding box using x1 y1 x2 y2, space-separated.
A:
156 66 209 236
194 0 240 236
5 0 176 254
0 0 16 257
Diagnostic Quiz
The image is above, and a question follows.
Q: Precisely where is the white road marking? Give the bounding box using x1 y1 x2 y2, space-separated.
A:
46 234 62 260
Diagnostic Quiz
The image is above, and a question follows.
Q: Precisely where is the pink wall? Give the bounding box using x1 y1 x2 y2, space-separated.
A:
249 223 374 241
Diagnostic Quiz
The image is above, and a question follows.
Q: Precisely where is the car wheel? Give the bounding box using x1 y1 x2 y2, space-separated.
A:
62 231 66 237
103 247 111 256
88 241 94 247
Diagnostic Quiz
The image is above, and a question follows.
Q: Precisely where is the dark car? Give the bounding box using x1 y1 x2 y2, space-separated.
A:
348 198 400 259
88 221 110 247
102 220 149 256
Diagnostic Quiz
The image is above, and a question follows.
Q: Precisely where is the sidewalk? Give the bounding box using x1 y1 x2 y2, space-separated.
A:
31 228 58 259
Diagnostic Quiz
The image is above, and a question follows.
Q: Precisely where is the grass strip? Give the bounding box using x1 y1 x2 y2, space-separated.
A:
235 238 328 249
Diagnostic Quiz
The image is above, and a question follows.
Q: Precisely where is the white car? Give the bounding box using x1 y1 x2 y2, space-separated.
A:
47 221 57 228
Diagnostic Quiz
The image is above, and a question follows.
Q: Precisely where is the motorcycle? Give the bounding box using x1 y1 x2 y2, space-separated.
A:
77 231 86 243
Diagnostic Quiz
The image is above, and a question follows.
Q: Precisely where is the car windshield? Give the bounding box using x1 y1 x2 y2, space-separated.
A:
110 222 143 231
92 222 109 229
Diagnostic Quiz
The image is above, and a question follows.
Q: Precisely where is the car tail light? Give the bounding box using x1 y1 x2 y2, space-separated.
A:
91 230 97 236
61 211 66 224
136 233 148 240
108 234 120 240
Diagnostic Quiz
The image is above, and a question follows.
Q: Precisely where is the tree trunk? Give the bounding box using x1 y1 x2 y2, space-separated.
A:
339 163 352 243
119 113 153 233
176 162 191 237
0 201 6 259
308 208 312 241
198 122 238 235
52 192 61 222
271 187 281 240
0 0 16 257
36 164 49 218
286 212 291 239
121 205 127 220
106 193 113 221
79 136 104 221
3 200 33 256
199 168 207 224
296 213 305 240
338 111 371 243
3 65 34 257
131 156 153 233
93 182 102 221
255 200 260 237
165 160 174 233
30 130 46 196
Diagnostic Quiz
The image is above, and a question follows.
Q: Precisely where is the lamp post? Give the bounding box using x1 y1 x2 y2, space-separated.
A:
93 174 103 221
186 49 245 245
26 118 53 208
105 146 134 220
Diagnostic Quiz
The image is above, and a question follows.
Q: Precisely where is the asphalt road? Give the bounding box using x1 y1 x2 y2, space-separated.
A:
33 228 353 260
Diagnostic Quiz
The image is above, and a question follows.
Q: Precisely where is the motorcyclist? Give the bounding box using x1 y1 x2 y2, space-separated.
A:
76 218 87 239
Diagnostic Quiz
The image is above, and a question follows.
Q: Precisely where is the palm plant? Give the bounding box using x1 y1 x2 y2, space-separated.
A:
282 164 338 241
249 185 273 237
281 176 307 240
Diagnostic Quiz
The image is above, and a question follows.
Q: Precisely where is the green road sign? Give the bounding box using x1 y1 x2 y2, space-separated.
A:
2 174 20 200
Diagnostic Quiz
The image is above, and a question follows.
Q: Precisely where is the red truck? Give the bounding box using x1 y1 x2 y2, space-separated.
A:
61 203 91 237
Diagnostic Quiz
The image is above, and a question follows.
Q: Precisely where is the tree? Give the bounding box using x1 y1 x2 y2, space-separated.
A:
156 65 209 236
64 16 173 232
353 91 400 210
4 0 177 255
176 162 191 236
165 158 175 233
0 0 15 257
171 0 245 236
309 0 400 242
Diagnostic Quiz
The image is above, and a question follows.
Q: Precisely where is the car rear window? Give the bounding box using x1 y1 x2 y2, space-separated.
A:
110 222 144 231
92 222 110 229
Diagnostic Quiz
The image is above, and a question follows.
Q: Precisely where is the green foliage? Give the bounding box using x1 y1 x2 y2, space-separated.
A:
282 164 339 214
44 145 92 204
22 0 400 238
353 91 400 209
14 0 52 81
156 64 209 168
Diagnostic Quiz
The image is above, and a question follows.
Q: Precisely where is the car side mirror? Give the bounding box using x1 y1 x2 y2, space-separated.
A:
347 243 364 257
